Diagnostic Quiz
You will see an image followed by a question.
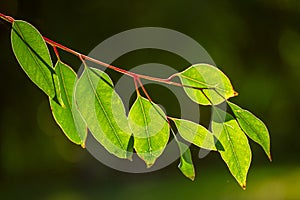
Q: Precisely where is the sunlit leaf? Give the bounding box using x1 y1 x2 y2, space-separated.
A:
212 107 251 189
178 64 237 105
50 61 87 145
126 135 134 161
11 20 55 97
228 102 271 161
128 96 169 167
177 141 195 181
2 14 272 188
172 118 217 150
75 67 131 159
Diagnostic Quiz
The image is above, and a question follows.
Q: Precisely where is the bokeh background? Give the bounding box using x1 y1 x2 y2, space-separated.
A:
1 0 300 199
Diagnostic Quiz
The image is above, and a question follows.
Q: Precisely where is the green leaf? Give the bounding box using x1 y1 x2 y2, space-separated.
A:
177 141 195 181
172 118 217 151
128 96 169 167
50 61 87 146
178 64 237 105
126 135 134 161
75 67 131 159
212 108 251 189
228 102 271 161
11 20 55 98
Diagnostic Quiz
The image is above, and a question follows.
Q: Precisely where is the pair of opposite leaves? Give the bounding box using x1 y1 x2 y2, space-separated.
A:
10 20 271 188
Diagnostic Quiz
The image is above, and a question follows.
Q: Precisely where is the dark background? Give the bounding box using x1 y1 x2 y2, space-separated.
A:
1 0 300 199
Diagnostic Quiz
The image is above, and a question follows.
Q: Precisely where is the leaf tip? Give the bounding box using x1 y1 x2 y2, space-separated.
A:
242 184 246 190
233 90 239 97
189 176 195 181
144 157 157 168
268 154 272 162
146 161 155 168
81 142 86 148
127 153 133 161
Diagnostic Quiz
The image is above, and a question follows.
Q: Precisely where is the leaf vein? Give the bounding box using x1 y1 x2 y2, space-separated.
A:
138 97 153 156
86 69 124 150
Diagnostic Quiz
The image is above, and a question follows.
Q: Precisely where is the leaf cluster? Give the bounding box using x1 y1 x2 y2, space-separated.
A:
9 20 271 189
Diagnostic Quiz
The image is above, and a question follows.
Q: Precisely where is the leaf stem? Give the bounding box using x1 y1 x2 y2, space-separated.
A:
133 78 140 96
0 13 14 23
52 46 60 61
137 78 152 102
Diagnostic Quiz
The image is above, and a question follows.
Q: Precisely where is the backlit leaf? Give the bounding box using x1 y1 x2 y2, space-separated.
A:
50 61 87 145
228 102 271 161
75 67 131 159
212 108 251 189
128 96 169 167
177 141 195 181
172 118 217 150
11 20 55 97
178 64 237 105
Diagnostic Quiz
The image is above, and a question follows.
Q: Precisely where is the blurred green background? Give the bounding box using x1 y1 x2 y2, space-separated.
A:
1 0 300 199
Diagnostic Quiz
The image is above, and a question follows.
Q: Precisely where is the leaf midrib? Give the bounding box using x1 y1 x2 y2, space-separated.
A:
177 120 214 149
180 74 228 93
214 110 244 184
236 110 267 148
86 69 124 150
222 121 243 183
138 97 153 156
59 64 72 109
14 23 53 93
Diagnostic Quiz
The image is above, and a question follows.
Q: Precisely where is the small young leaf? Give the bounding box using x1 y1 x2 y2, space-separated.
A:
228 102 271 161
128 96 169 167
178 64 237 105
50 61 87 145
11 20 55 98
75 67 131 159
172 118 217 151
212 108 251 189
177 141 195 181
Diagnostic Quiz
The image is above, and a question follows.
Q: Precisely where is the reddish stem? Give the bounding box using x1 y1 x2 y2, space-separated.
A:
133 78 140 96
0 12 217 93
52 46 60 60
0 13 14 23
137 78 152 102
46 37 182 86
43 37 135 77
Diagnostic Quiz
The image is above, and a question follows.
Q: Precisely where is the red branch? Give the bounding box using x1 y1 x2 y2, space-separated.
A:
0 12 217 94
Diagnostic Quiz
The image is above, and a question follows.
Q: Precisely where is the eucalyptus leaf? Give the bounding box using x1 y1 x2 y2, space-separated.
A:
177 141 195 181
128 96 169 167
11 20 55 98
75 67 131 159
178 64 237 105
212 108 251 189
172 118 217 151
228 102 271 160
50 61 87 145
